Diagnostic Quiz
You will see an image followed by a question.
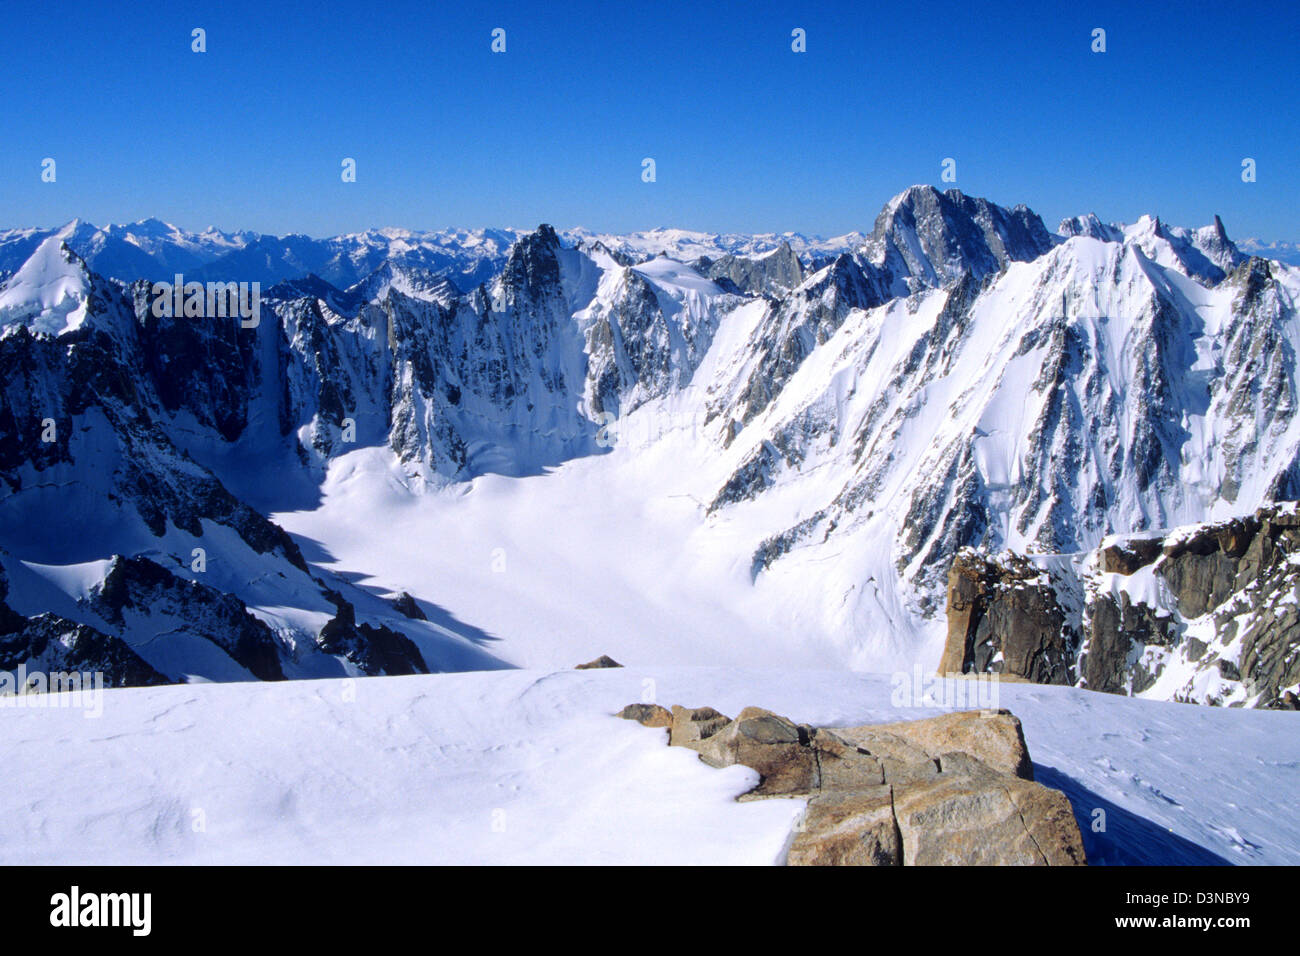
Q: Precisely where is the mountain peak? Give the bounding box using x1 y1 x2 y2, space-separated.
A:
126 217 179 234
886 183 946 208
866 185 1054 287
1058 213 1124 243
0 237 93 336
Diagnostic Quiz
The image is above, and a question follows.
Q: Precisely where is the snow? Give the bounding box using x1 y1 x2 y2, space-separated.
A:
632 256 725 296
0 237 90 336
1 666 1294 865
564 226 864 265
275 444 847 671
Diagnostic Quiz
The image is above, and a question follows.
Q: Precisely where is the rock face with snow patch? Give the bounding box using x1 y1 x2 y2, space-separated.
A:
0 559 167 688
87 556 287 682
701 242 805 297
861 185 1057 292
941 551 1078 684
940 505 1300 708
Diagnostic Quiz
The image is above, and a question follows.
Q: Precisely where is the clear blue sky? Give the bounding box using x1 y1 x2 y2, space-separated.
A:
1 0 1295 240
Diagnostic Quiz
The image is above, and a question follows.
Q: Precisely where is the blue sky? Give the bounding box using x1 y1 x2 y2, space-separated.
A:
1 0 1294 239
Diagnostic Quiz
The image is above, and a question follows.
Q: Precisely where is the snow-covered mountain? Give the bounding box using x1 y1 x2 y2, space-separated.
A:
0 220 870 294
2 186 1298 708
0 221 519 290
1239 237 1300 266
566 227 867 267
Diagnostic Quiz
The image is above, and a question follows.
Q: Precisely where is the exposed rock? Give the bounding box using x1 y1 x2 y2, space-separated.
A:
667 705 731 747
786 786 902 866
941 551 1076 684
704 243 805 297
317 589 429 676
807 728 886 791
390 592 427 621
691 706 818 797
834 710 1035 781
1099 536 1163 575
1080 590 1176 695
1 614 169 688
942 504 1300 708
87 555 286 682
616 703 672 727
892 764 1084 865
575 654 623 670
623 703 1086 866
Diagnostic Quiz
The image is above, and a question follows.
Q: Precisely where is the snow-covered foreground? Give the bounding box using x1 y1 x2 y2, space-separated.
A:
2 667 1295 865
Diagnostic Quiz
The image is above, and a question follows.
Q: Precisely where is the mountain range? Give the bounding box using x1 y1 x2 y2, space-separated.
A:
2 185 1297 710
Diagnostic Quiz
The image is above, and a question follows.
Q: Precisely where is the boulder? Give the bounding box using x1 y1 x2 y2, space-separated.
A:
575 655 622 669
691 707 818 797
616 703 672 728
618 700 1085 866
667 705 731 747
891 768 1085 865
786 786 901 866
833 710 1035 781
808 729 885 791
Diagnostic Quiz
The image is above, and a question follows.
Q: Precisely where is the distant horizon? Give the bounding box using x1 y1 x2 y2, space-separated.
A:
5 188 1297 246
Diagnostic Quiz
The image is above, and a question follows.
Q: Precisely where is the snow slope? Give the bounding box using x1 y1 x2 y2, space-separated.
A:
0 667 1293 865
0 238 91 336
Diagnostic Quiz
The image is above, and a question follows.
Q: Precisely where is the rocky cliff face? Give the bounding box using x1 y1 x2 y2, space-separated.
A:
701 242 805 297
941 552 1078 685
940 504 1300 708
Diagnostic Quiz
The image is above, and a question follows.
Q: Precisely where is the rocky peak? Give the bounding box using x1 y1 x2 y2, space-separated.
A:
495 224 564 306
1227 255 1276 303
703 241 805 296
1058 212 1124 243
864 185 1056 289
0 238 94 336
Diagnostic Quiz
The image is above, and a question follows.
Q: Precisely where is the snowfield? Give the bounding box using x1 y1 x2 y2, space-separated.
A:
273 441 853 673
0 667 1295 865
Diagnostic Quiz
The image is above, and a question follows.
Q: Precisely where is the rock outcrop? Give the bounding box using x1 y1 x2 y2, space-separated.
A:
575 655 623 670
941 552 1077 685
701 243 805 297
619 703 1086 866
616 703 671 727
940 504 1300 708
